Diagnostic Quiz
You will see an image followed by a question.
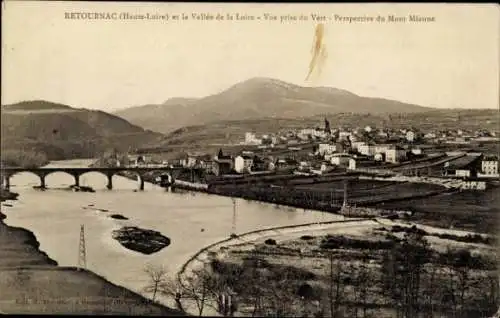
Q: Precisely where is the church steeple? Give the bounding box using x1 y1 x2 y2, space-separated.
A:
324 118 331 134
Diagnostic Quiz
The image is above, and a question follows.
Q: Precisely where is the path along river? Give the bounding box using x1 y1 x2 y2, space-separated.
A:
1 159 346 309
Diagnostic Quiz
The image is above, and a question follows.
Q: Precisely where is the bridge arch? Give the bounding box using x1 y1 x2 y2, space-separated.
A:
44 170 81 188
78 170 116 190
128 170 172 191
2 170 43 190
139 170 173 182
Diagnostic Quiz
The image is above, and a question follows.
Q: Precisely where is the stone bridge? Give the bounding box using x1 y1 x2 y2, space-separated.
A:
0 166 205 191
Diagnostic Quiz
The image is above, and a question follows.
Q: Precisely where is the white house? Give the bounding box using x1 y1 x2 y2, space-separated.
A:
348 159 356 170
374 153 384 162
234 155 254 173
456 169 471 178
481 157 499 176
406 131 416 142
245 132 255 143
318 143 337 156
374 144 391 155
385 146 407 163
338 131 352 140
364 126 372 133
351 141 366 151
330 153 351 166
358 144 375 156
245 132 262 145
411 148 423 155
424 132 437 139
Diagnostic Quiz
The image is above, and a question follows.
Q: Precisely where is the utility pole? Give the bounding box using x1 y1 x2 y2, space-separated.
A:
78 224 87 270
231 198 237 235
342 179 348 208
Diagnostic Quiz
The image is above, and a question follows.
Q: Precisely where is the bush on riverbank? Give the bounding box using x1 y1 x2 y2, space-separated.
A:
1 149 49 168
320 235 395 251
389 225 493 245
264 238 277 245
110 214 129 220
0 188 19 202
300 235 315 240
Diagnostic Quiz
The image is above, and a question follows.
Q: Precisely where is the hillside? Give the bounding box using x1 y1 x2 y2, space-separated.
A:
114 77 432 134
1 100 163 166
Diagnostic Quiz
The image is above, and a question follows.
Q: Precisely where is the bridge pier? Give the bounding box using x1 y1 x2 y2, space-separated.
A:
139 176 144 191
39 175 46 189
106 174 113 190
73 174 80 187
2 175 11 190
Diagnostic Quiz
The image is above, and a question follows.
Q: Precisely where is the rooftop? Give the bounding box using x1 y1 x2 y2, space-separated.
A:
445 155 481 169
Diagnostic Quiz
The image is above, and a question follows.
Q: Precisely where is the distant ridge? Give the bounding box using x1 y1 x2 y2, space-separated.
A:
2 100 75 111
1 100 163 164
114 77 433 134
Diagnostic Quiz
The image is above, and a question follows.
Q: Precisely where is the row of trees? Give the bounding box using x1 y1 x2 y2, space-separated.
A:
1 149 49 168
380 231 498 318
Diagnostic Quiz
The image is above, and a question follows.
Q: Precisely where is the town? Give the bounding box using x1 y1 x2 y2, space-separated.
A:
125 118 498 184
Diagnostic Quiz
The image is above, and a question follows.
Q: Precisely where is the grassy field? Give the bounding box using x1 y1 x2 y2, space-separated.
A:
0 211 184 315
372 186 500 234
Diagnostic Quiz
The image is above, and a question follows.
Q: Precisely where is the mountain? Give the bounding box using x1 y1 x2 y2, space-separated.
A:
114 77 433 134
1 100 164 166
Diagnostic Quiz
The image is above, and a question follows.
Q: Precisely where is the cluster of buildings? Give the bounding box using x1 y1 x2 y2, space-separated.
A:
126 118 498 180
241 119 497 149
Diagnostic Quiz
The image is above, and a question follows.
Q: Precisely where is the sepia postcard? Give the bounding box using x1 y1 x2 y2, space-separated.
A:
1 1 499 317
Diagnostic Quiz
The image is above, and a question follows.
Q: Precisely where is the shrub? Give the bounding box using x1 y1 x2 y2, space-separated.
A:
1 149 49 168
297 283 315 299
320 235 395 250
264 238 277 245
300 235 315 240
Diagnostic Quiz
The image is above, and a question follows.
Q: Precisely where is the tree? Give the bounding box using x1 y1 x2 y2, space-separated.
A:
380 242 399 310
156 275 186 312
352 252 374 318
422 264 439 317
327 253 346 318
395 229 431 317
143 263 168 303
180 267 213 316
454 250 473 313
262 272 303 317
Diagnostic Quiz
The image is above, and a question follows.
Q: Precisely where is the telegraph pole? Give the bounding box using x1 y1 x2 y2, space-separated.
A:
78 225 87 270
231 198 237 235
342 179 348 208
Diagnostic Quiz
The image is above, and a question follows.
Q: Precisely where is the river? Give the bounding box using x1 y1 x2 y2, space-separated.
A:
1 159 343 310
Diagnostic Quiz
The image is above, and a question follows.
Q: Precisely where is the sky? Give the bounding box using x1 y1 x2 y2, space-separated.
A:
2 2 499 111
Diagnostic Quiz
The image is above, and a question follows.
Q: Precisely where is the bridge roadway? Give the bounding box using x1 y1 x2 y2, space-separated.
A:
0 166 204 191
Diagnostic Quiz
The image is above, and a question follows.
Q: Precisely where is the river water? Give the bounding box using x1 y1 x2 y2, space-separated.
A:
1 159 342 308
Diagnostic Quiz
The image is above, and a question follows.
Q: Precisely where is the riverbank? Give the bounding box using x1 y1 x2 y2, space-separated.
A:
0 188 19 202
0 206 184 315
177 217 371 283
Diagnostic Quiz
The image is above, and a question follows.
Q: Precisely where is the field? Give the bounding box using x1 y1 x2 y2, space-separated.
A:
372 186 500 234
